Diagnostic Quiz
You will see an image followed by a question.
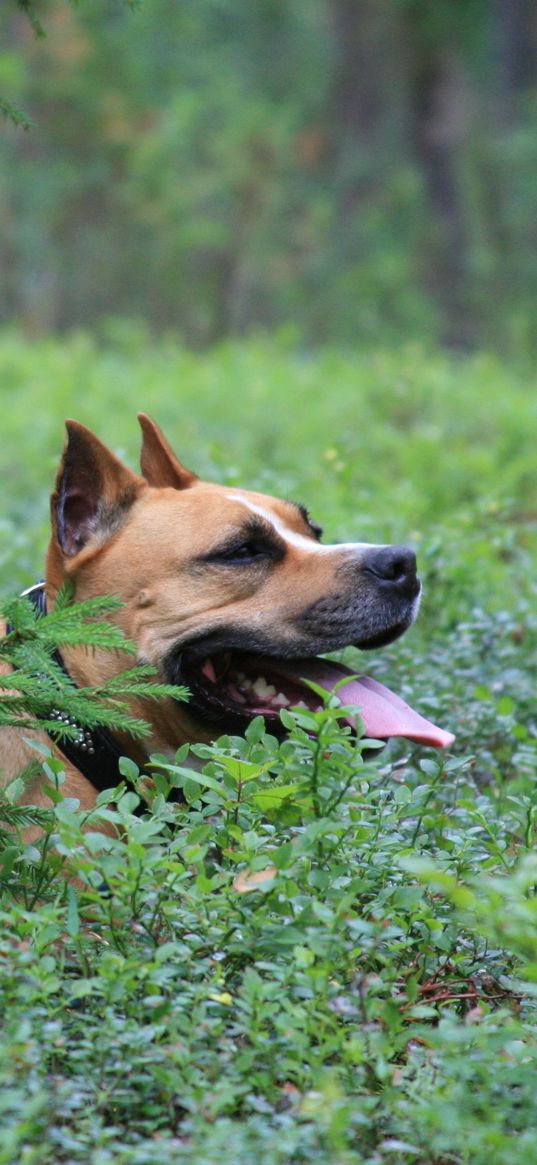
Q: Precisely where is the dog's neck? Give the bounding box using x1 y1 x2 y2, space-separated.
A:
13 582 160 792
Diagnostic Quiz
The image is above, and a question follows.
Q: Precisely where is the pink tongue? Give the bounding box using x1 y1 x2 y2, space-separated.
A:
277 659 455 748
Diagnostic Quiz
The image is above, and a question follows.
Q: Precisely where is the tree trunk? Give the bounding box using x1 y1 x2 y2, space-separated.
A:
405 8 472 346
496 0 537 108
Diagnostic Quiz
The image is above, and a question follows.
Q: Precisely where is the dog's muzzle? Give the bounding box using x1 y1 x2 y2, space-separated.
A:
292 542 421 654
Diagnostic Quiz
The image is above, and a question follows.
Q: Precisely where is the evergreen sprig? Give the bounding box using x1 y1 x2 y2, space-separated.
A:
0 97 34 131
0 798 52 847
3 588 136 649
0 591 188 741
15 0 46 39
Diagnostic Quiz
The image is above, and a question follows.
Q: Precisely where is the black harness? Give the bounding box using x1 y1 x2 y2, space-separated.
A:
7 583 137 794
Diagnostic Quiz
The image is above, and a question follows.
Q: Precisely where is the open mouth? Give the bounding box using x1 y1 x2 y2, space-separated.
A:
178 651 454 749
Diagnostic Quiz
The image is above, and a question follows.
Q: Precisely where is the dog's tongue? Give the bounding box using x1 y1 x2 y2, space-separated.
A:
277 658 455 748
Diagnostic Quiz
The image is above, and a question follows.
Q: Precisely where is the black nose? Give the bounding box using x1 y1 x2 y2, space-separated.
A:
362 545 419 597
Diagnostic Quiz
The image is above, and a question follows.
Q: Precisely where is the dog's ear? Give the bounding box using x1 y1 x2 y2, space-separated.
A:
52 421 146 557
138 413 197 489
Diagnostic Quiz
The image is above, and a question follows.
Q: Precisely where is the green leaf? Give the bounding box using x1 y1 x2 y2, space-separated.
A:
159 763 225 798
66 884 80 938
251 784 300 811
119 756 140 783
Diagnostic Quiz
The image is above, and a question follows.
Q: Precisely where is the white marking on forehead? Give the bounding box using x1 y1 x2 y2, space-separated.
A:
226 494 381 556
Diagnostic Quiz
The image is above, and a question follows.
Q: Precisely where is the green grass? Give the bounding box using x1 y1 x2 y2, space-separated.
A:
0 329 536 1164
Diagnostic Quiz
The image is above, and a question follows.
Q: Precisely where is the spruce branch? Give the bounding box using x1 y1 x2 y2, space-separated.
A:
2 591 136 654
16 0 46 38
0 592 188 741
0 801 53 833
0 97 34 130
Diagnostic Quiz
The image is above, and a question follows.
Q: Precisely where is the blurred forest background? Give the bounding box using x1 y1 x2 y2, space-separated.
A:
2 0 537 353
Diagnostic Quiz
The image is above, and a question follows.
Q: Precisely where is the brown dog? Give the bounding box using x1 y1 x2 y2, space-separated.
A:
1 415 453 811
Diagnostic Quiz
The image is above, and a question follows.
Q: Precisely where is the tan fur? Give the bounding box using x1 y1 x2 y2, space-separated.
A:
1 414 418 814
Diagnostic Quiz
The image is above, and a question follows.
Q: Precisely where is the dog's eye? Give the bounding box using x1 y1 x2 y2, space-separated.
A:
204 520 285 567
215 541 266 565
294 502 323 541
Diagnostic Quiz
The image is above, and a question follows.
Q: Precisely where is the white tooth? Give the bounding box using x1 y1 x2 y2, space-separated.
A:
295 700 308 710
251 677 276 698
274 692 290 706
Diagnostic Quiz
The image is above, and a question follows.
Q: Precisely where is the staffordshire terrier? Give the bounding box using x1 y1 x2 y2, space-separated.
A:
0 414 454 812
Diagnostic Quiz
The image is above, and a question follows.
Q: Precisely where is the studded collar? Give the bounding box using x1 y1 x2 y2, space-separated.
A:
12 583 139 795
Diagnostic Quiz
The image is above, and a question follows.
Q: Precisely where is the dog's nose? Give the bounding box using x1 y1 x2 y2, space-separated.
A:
362 545 419 597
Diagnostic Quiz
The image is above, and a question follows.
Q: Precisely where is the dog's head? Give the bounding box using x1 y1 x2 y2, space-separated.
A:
46 415 452 748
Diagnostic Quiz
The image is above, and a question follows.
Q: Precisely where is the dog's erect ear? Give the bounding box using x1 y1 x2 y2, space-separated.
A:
138 413 198 489
52 421 146 557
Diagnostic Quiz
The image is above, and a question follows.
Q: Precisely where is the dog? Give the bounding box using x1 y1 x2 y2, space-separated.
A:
0 414 453 812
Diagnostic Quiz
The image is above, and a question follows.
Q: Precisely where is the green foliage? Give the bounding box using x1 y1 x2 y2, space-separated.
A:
0 334 535 1162
0 703 536 1163
2 0 537 350
0 587 187 740
1 0 138 126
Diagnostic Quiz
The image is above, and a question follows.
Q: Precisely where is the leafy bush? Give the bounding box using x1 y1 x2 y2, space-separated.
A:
1 693 537 1164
